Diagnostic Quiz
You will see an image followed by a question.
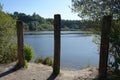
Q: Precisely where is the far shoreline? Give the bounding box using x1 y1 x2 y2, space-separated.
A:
23 30 93 35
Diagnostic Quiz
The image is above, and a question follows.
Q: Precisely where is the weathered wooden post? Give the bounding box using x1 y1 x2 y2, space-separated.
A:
53 14 61 75
16 20 25 68
99 15 112 79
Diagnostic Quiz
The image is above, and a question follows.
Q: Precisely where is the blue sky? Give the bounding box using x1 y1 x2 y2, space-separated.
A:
0 0 81 20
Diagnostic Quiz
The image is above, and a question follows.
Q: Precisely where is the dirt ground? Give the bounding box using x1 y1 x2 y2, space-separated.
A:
0 62 98 80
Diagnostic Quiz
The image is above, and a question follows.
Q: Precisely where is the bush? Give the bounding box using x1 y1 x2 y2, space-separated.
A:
34 56 45 63
0 8 17 63
23 60 28 68
24 44 34 62
0 43 18 63
43 57 53 66
109 32 120 70
15 59 28 68
35 56 53 66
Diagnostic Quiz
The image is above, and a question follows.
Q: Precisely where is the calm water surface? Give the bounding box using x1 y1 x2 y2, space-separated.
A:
24 31 99 70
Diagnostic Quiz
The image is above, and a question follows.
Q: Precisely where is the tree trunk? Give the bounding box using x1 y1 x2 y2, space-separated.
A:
99 15 112 79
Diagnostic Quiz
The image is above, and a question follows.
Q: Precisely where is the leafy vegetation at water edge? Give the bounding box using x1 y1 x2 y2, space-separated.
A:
24 44 34 62
35 56 53 66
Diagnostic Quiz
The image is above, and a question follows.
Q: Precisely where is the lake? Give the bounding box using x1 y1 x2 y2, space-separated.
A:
24 31 99 70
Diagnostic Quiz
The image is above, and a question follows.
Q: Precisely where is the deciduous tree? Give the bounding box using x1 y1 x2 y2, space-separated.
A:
72 0 120 79
0 5 17 63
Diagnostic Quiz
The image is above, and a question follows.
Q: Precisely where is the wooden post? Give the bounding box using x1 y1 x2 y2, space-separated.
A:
16 20 25 68
53 14 61 75
99 15 112 79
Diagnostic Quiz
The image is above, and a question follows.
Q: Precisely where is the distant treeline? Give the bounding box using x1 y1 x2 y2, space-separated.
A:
10 12 97 31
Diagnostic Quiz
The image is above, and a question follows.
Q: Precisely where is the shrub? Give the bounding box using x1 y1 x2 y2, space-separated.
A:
35 56 53 66
23 60 28 68
16 59 28 68
43 57 53 66
109 32 120 71
34 56 45 63
24 44 34 62
0 43 18 63
111 75 120 80
0 7 17 63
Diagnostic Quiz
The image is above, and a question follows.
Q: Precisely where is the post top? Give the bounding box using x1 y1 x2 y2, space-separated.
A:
54 14 61 16
17 20 22 24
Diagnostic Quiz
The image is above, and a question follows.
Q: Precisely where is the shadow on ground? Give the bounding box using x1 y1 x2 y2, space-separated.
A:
0 65 20 78
47 73 58 80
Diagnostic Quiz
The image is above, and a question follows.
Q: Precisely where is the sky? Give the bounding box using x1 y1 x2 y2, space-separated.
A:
0 0 81 20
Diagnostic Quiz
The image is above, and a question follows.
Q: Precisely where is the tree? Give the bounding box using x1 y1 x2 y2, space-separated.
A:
32 12 45 24
0 5 17 63
109 20 120 71
61 26 70 31
99 15 112 79
38 23 54 31
0 3 2 11
72 0 120 20
72 0 120 79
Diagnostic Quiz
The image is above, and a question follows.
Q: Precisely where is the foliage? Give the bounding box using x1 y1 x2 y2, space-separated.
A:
10 12 54 31
109 32 120 70
35 56 53 66
47 18 81 30
93 20 120 71
72 0 120 20
23 60 28 68
61 26 70 31
108 20 120 70
16 59 28 68
112 20 120 32
37 23 54 31
0 43 18 63
72 0 120 71
24 44 34 62
111 75 120 80
0 5 17 63
0 3 2 11
34 56 45 63
43 57 53 66
10 12 98 31
23 22 29 31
